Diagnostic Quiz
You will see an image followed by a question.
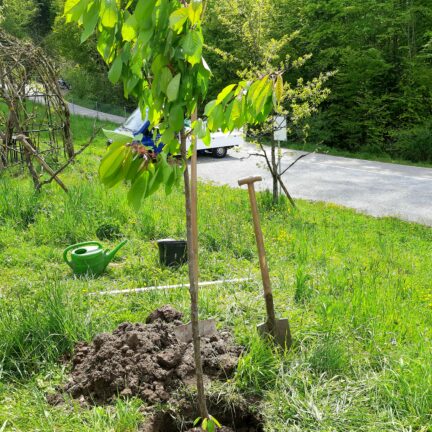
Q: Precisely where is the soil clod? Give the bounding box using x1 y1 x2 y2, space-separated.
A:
63 305 242 405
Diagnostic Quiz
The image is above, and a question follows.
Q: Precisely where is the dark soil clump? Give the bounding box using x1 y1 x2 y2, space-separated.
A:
63 306 242 405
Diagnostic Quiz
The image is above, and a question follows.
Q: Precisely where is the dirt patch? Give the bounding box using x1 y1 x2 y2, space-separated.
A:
63 306 242 405
143 393 263 432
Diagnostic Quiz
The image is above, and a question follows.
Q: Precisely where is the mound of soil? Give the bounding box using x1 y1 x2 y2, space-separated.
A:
63 306 242 404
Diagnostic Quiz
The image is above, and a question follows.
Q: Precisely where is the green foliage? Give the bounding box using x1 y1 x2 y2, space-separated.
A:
65 0 284 209
0 0 38 38
194 414 222 432
204 0 432 161
391 120 432 162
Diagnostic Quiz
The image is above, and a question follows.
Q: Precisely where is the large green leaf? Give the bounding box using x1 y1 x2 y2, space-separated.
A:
101 0 118 28
159 67 173 95
122 14 138 41
135 0 156 23
216 84 236 105
64 0 84 22
188 1 203 26
81 3 99 43
108 56 123 84
169 7 189 33
167 73 181 102
128 171 149 210
182 31 203 65
254 79 273 114
99 145 126 181
275 74 284 104
125 156 144 182
169 104 184 131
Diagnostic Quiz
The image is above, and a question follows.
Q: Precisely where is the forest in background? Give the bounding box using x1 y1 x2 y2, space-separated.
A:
1 0 431 162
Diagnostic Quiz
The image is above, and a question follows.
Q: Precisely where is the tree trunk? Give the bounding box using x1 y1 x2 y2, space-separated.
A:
180 128 209 419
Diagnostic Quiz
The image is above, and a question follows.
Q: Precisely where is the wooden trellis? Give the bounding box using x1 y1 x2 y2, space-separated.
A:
0 30 75 189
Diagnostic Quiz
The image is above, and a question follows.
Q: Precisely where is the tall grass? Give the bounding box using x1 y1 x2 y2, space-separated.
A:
0 281 94 379
0 116 431 430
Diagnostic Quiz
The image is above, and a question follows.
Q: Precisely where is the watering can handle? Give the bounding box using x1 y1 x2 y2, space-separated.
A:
63 241 103 267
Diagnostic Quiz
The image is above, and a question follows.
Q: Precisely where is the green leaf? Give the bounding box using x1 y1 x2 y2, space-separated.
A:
159 67 173 95
99 146 126 181
249 77 267 103
229 98 242 126
193 118 206 138
80 3 99 43
275 74 284 104
254 79 272 114
202 127 211 146
135 0 155 25
188 1 203 26
146 164 164 197
169 104 184 131
151 54 167 75
216 84 236 105
207 104 224 131
169 7 189 33
137 28 153 47
209 415 221 428
97 27 115 61
108 56 123 84
164 169 176 195
204 100 216 117
122 14 138 41
101 0 118 28
167 73 181 102
126 75 140 95
64 0 80 15
128 171 149 210
158 153 172 182
182 31 203 65
125 157 144 182
65 0 86 23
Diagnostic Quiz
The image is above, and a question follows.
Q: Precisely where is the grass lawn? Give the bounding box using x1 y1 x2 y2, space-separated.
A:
0 115 431 431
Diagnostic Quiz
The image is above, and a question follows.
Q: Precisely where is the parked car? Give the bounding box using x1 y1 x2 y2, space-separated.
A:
106 108 243 158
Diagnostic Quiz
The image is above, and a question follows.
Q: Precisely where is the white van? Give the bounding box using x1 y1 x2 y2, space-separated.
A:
109 108 243 158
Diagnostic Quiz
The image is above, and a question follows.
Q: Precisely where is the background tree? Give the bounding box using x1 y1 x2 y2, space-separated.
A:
0 0 39 38
204 0 432 162
205 0 333 204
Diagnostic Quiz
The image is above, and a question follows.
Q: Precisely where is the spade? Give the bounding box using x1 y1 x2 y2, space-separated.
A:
238 175 292 348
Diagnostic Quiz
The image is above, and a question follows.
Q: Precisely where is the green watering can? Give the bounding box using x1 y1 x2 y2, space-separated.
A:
63 240 128 277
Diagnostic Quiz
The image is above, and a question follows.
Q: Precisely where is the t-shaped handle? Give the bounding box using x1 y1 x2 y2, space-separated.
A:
238 175 262 187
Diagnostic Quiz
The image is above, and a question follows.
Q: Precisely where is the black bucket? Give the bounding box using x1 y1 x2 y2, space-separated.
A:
157 239 188 267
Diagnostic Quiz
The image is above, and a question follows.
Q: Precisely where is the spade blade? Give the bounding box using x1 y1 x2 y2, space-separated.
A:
174 319 217 343
257 319 292 348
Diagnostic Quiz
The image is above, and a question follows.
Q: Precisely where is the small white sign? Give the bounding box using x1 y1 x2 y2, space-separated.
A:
273 116 287 141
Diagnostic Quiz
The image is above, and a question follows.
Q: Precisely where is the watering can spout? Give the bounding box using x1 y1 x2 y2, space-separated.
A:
105 239 128 265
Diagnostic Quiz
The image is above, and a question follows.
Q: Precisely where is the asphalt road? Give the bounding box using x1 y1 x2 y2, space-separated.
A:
197 142 432 226
67 104 431 226
68 102 126 124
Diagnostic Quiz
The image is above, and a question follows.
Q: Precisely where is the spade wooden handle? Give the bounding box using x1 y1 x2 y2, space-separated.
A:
238 176 262 187
238 175 277 336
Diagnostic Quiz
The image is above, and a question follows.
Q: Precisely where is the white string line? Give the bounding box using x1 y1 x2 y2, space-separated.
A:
89 277 254 297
